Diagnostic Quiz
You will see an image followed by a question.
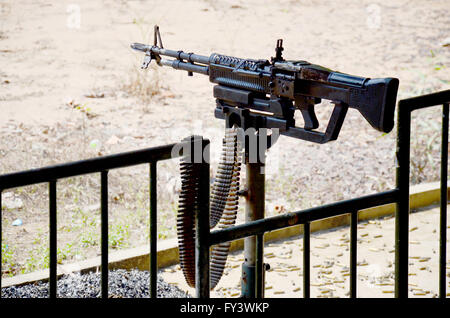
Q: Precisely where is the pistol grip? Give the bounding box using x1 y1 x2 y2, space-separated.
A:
300 104 319 130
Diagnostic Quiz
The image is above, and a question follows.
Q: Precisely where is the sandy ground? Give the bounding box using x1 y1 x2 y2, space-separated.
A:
1 0 449 181
0 0 449 289
160 204 450 298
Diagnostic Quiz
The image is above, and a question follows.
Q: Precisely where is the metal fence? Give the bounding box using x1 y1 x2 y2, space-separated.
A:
197 89 450 298
0 138 210 299
1 90 449 299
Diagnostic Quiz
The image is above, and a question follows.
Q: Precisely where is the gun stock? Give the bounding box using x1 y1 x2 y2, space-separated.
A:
296 71 399 134
355 77 399 133
326 72 398 133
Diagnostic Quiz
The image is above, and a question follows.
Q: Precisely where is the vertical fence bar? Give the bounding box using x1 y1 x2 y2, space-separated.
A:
49 180 57 299
395 104 411 298
255 233 264 298
350 211 358 298
196 138 210 298
149 162 157 298
101 171 108 298
440 103 449 299
303 222 310 298
0 191 2 298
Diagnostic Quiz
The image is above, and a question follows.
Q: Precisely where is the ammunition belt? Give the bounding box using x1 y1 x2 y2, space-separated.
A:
177 128 242 289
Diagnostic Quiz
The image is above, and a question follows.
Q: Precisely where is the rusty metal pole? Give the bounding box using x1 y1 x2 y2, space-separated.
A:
241 158 265 298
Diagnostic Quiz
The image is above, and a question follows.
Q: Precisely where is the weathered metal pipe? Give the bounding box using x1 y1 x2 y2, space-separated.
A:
241 159 265 298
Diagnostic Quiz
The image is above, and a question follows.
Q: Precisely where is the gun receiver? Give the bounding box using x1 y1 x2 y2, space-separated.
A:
131 26 399 143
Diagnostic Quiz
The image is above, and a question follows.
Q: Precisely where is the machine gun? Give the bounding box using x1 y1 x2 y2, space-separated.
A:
131 26 399 144
131 26 399 294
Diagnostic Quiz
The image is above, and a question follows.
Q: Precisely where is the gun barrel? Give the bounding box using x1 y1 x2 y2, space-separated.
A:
160 58 209 75
131 43 211 65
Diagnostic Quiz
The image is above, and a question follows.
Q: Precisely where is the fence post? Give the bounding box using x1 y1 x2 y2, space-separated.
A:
303 222 310 298
101 171 109 298
149 162 158 298
0 190 2 298
196 137 210 298
49 180 57 299
439 103 448 298
395 102 411 298
350 210 358 298
241 160 265 298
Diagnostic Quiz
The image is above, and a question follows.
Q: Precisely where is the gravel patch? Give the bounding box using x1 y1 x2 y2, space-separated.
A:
1 269 190 298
